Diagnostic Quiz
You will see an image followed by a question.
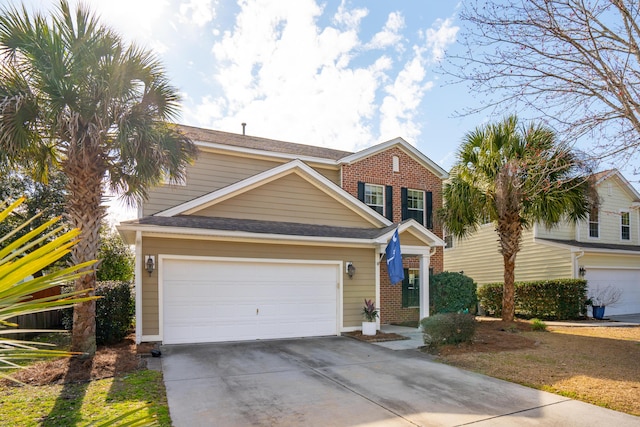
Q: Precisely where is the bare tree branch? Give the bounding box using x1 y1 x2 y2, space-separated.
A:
446 0 640 168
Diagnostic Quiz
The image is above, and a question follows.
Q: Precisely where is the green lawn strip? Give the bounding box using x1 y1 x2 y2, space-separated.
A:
0 370 171 426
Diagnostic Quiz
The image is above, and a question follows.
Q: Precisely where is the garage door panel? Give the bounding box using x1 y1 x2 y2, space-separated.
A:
162 258 339 344
585 268 640 316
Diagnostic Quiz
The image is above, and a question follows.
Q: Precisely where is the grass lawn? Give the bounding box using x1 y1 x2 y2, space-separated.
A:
0 370 170 426
0 332 171 426
436 319 640 416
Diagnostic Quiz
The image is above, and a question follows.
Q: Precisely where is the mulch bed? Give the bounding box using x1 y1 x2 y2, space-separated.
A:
343 330 410 343
3 334 149 386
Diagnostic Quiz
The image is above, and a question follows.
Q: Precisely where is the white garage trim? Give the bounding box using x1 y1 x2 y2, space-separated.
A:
156 255 343 344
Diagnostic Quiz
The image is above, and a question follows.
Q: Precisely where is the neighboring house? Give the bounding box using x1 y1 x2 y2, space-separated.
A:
118 125 447 344
444 169 640 316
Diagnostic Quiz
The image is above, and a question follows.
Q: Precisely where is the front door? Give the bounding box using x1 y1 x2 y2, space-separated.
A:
402 268 420 308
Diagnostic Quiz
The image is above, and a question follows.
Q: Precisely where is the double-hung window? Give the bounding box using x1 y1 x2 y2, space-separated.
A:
364 184 384 216
406 189 424 225
621 211 630 240
588 207 599 238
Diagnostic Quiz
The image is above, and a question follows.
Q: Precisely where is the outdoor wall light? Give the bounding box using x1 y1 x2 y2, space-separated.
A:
579 266 586 277
346 262 356 279
145 255 156 276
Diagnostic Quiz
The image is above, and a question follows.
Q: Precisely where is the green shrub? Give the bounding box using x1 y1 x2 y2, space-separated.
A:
477 283 503 316
531 318 547 331
420 313 476 350
62 281 134 345
478 279 587 320
430 271 478 314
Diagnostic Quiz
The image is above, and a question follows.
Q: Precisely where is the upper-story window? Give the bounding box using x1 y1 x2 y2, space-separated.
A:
406 189 425 224
401 187 433 229
621 211 630 240
364 184 384 215
358 182 393 220
588 207 599 238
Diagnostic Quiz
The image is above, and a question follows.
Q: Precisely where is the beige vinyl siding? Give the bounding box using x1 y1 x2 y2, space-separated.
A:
194 173 373 227
399 231 428 247
141 237 375 336
581 252 640 269
535 221 575 240
578 179 639 245
444 226 572 285
143 151 341 216
516 234 573 280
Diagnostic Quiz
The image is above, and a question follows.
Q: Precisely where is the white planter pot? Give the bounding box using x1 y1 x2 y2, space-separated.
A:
362 321 377 336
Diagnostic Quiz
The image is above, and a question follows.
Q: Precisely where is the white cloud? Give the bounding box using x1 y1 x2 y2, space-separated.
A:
333 0 368 30
379 49 431 143
78 0 171 50
424 17 458 63
178 0 217 27
182 0 457 152
204 0 380 148
365 11 404 50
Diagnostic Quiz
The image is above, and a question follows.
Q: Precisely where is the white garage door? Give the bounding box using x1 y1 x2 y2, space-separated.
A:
585 268 640 315
162 258 339 344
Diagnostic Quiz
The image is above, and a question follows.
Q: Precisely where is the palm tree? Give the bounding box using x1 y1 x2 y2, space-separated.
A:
0 1 197 354
439 116 594 322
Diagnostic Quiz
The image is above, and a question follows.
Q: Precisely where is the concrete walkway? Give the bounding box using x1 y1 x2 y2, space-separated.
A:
376 324 424 350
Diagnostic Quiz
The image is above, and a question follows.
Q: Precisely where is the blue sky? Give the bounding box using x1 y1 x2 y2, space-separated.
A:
3 0 637 219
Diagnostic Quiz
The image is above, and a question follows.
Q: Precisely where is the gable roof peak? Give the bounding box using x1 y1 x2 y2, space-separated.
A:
340 136 449 179
594 168 640 201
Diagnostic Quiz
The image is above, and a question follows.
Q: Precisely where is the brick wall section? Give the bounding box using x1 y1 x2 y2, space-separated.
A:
341 146 444 324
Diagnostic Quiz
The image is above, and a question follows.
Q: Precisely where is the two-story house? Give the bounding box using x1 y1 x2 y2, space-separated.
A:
444 169 640 316
118 125 447 345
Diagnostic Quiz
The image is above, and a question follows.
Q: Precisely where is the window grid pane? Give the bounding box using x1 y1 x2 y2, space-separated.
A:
621 212 630 240
407 189 424 224
589 209 599 238
364 184 384 215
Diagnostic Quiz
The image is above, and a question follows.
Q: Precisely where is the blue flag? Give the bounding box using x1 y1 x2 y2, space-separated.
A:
385 228 404 285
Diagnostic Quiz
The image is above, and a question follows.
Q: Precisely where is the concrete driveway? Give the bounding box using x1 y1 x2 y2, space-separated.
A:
161 337 638 427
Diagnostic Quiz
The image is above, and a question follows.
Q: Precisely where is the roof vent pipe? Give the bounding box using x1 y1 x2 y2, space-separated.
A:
241 122 246 135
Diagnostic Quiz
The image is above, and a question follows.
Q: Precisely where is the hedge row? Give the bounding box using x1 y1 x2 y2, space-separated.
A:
478 279 588 320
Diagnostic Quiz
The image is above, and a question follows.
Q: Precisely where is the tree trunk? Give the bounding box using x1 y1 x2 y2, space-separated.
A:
66 153 106 356
502 253 516 322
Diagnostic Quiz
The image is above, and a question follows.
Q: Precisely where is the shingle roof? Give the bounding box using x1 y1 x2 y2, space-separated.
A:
178 124 353 161
123 215 396 239
538 238 640 253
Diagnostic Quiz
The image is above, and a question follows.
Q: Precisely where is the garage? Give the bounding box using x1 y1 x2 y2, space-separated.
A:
585 268 640 315
161 257 340 344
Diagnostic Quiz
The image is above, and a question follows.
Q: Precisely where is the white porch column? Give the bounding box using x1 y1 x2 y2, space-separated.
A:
419 253 431 319
134 231 142 344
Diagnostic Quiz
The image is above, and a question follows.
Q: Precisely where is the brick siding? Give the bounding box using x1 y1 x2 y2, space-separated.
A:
342 146 444 324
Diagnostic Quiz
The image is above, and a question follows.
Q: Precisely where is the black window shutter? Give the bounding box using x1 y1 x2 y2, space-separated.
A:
357 181 365 202
401 187 408 220
385 186 393 221
426 191 433 229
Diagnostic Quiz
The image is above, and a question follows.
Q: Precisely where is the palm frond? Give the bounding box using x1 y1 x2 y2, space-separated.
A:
0 197 98 379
